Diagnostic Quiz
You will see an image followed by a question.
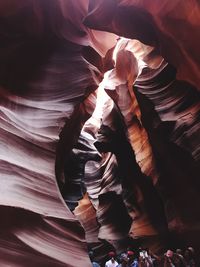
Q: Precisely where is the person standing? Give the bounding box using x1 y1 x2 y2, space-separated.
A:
127 250 139 267
117 253 129 267
89 251 101 267
105 251 118 267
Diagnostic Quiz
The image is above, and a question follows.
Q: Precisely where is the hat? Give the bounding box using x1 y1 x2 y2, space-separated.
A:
127 250 134 256
108 251 116 257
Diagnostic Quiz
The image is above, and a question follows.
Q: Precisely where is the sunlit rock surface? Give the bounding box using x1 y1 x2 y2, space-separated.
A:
0 0 200 266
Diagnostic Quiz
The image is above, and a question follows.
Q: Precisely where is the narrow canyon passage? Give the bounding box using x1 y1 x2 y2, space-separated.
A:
0 1 200 266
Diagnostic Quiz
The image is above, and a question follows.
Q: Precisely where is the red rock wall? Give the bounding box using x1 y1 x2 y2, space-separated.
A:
0 0 200 266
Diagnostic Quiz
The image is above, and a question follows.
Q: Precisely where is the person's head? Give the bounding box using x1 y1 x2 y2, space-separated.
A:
120 253 129 264
166 250 173 258
176 249 183 255
127 250 135 261
89 250 94 261
108 251 116 262
187 247 195 255
114 49 138 86
184 248 194 260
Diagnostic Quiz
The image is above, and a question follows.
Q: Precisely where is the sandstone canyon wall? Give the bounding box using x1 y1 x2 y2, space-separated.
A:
0 0 200 266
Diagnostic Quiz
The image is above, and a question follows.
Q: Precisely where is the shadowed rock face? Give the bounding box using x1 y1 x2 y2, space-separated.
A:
0 0 200 266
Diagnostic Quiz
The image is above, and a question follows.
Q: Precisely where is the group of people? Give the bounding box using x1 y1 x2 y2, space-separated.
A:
89 247 197 267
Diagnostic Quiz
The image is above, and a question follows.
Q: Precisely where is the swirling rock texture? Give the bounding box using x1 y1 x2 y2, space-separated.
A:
0 0 200 266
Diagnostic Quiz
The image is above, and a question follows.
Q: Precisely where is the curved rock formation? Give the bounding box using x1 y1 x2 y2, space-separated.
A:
0 0 200 266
